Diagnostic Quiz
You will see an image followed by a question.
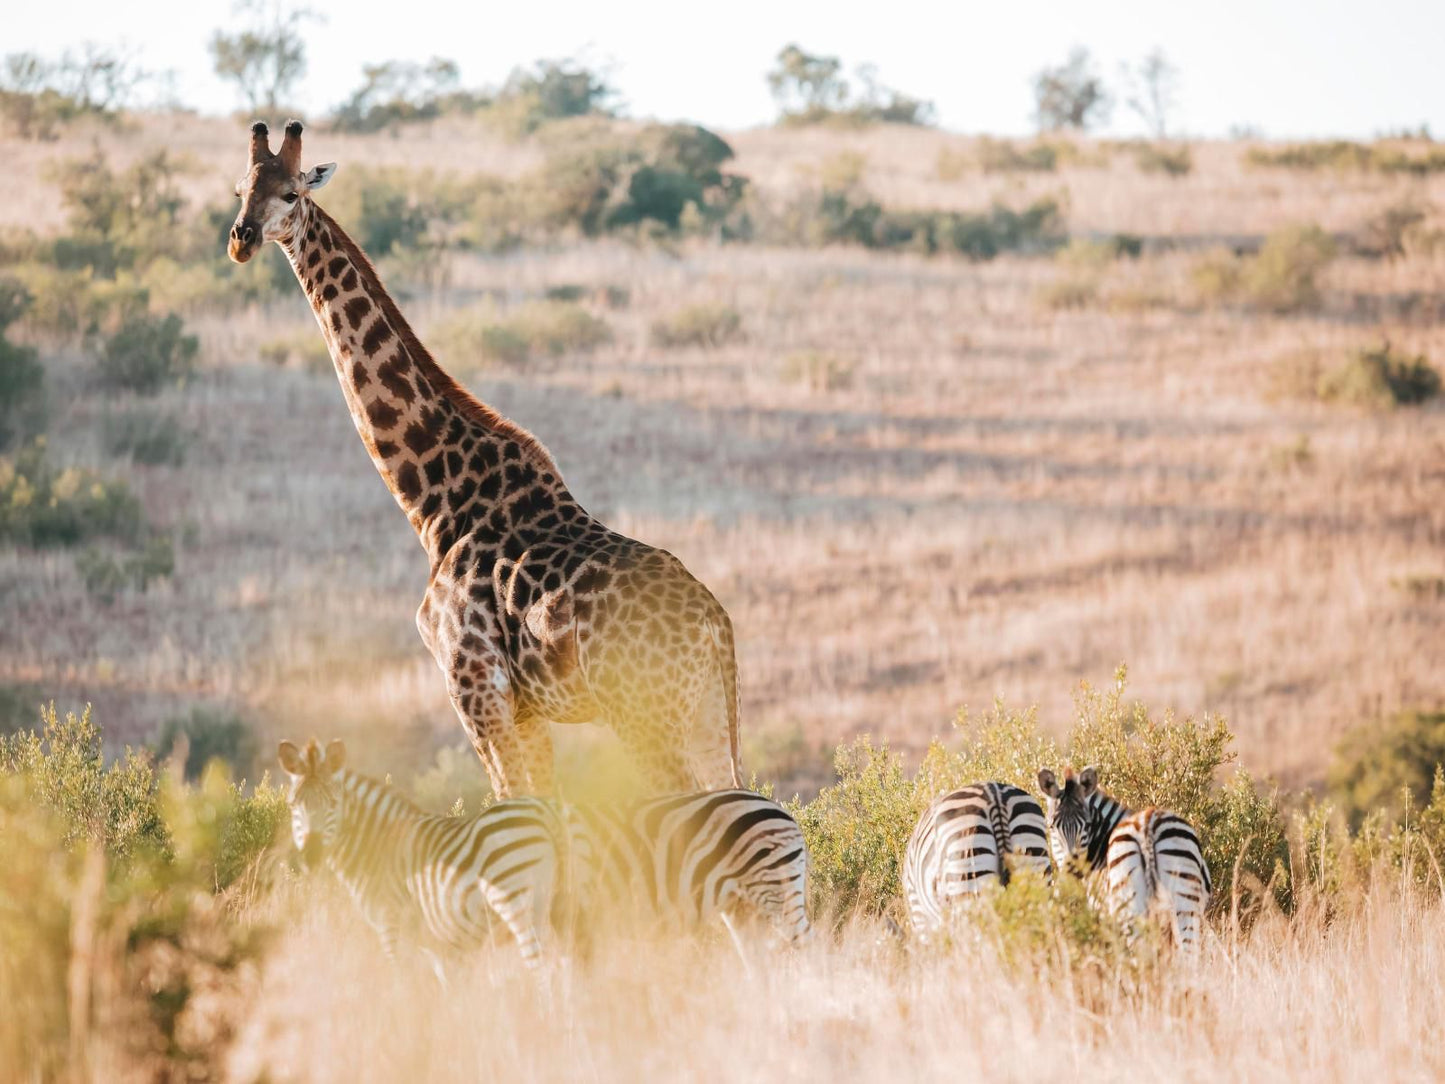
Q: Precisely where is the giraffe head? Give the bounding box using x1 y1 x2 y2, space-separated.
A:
278 737 347 864
1037 765 1099 871
228 119 336 263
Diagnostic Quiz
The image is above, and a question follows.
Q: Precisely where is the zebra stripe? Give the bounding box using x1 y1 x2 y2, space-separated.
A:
902 782 1050 934
280 739 575 969
577 789 811 942
1106 808 1212 953
1039 766 1212 953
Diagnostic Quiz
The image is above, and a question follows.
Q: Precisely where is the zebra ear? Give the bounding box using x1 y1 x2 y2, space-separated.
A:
1078 766 1099 797
1037 768 1059 797
324 740 347 774
278 741 305 776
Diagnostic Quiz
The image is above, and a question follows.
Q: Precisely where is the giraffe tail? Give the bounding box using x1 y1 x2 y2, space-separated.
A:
707 613 742 788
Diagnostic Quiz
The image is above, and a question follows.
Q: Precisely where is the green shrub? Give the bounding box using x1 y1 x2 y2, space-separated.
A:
7 263 150 339
1190 247 1244 305
1330 711 1445 826
1316 343 1441 408
651 304 743 348
331 57 487 133
1356 199 1430 259
96 312 198 393
75 534 174 600
102 409 190 465
0 278 44 452
1135 143 1192 176
1244 225 1336 312
432 302 610 367
152 707 257 782
258 331 332 375
488 57 615 135
1246 140 1445 175
0 703 285 1073
782 350 857 392
786 737 921 920
976 137 1059 173
0 440 144 548
47 151 190 277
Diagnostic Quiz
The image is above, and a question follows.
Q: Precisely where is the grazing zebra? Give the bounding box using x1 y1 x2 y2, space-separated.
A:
901 782 1051 934
575 789 811 944
278 738 580 970
1037 766 1212 952
280 741 810 968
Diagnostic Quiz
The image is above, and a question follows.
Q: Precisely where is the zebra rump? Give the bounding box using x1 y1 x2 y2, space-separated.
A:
1105 807 1212 953
578 788 811 942
903 782 1050 934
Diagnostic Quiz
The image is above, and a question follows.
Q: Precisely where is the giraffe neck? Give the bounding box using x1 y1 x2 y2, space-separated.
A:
279 199 572 568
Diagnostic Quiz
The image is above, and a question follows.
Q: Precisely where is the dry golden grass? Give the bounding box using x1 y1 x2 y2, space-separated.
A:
215 878 1445 1083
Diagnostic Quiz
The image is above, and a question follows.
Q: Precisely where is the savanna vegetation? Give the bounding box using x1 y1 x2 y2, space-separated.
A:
0 22 1442 1083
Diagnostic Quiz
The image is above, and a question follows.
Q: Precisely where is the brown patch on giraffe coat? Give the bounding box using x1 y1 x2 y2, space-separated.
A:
327 256 347 278
366 398 402 428
341 268 358 292
322 284 338 301
343 296 371 330
377 354 415 404
362 319 393 357
396 461 422 500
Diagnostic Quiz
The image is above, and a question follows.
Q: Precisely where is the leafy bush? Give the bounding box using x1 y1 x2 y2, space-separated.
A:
0 704 285 1075
787 737 921 921
1192 226 1336 313
75 535 175 600
532 124 747 238
432 302 611 367
0 46 151 138
102 408 190 465
486 57 615 135
258 331 332 375
1246 140 1445 175
975 137 1059 173
0 278 43 451
331 56 486 132
651 304 743 349
782 350 857 392
1135 143 1192 176
153 708 257 782
48 151 191 276
1356 199 1430 259
0 440 143 548
1245 225 1336 312
1316 343 1440 408
96 312 198 393
1329 711 1445 828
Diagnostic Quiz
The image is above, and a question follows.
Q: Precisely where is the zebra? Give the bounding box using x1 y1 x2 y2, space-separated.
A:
279 741 810 969
574 789 811 945
901 782 1051 935
1037 765 1212 953
278 738 581 970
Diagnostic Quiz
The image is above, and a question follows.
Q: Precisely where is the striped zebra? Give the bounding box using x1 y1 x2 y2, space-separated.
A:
279 741 810 968
1037 766 1212 953
901 782 1050 934
575 789 811 944
279 739 579 970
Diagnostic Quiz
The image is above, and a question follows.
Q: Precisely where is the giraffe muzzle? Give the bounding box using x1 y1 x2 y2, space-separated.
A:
228 222 259 263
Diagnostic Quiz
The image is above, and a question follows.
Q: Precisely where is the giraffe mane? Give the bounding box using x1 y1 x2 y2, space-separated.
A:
312 204 560 473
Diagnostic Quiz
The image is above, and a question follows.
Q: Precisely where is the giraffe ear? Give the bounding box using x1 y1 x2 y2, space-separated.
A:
302 162 337 191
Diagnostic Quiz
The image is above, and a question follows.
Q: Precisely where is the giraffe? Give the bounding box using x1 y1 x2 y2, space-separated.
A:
227 120 740 797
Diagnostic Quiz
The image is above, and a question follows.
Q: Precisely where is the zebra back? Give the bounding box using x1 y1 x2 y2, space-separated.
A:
578 789 810 941
903 782 1049 934
1105 807 1212 953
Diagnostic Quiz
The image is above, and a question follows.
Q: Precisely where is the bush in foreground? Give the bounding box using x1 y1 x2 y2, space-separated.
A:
1315 343 1440 408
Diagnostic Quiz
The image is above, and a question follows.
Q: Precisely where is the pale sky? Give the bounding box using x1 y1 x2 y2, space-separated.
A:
10 0 1444 138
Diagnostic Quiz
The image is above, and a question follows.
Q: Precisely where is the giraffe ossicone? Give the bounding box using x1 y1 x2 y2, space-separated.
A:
230 120 742 798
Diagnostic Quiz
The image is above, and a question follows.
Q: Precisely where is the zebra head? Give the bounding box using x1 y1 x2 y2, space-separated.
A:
1037 766 1100 874
278 738 347 866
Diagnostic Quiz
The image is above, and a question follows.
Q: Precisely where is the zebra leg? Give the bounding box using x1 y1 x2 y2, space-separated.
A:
482 872 555 970
1105 835 1151 944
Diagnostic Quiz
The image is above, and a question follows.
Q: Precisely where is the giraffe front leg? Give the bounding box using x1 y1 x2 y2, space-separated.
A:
446 655 532 799
515 713 556 796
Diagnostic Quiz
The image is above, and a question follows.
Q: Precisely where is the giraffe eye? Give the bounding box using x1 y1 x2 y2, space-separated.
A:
282 192 299 204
